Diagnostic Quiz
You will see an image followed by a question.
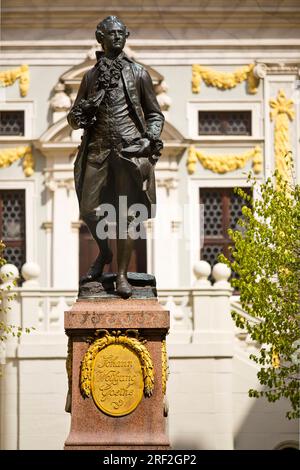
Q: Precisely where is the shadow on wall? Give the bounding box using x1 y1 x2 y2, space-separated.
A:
234 392 299 450
171 437 205 450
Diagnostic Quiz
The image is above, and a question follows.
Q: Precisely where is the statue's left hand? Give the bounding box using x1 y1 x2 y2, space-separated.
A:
136 138 152 158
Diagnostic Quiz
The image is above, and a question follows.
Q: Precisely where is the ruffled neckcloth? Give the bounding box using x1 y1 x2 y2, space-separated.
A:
95 54 124 91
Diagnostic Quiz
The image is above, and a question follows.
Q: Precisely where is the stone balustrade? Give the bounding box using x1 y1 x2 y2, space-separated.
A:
0 259 250 360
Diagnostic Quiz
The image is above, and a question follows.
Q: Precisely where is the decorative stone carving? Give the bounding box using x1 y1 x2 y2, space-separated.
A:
269 89 295 182
41 221 53 232
171 221 181 233
192 63 259 94
187 146 262 175
86 44 102 61
253 63 267 79
266 63 300 75
50 81 71 112
80 329 154 416
0 146 34 177
161 340 169 395
0 64 30 97
44 172 74 192
155 80 172 118
156 177 178 195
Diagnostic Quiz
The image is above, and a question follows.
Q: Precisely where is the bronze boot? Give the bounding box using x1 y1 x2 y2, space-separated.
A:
116 237 134 298
80 239 113 284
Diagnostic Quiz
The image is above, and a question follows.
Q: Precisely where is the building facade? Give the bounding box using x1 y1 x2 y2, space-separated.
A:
0 1 299 449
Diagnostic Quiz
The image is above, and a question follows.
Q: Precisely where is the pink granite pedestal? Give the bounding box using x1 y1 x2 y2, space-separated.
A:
64 298 170 450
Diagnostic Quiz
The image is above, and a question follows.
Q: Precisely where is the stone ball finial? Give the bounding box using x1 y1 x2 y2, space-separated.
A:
193 260 211 286
0 264 19 288
212 262 231 287
21 262 40 287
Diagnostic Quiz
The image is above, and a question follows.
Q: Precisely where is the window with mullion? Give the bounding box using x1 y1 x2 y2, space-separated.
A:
200 187 250 274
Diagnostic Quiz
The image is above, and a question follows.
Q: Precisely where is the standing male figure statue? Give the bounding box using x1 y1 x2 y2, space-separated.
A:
68 16 164 298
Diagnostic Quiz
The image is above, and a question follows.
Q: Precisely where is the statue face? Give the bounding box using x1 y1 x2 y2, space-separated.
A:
101 22 127 55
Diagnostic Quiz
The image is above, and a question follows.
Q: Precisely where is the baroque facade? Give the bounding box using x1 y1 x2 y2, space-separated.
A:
0 1 299 449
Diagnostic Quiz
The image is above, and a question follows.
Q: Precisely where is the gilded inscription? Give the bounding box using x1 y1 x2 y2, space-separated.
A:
91 344 144 416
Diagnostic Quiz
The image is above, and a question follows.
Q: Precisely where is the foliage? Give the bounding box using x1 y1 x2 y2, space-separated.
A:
220 170 300 419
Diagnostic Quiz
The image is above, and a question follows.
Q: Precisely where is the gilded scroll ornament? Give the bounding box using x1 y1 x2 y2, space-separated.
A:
162 340 169 395
187 145 262 175
269 89 294 182
0 146 34 176
80 330 154 404
192 64 259 94
65 337 73 413
0 65 30 97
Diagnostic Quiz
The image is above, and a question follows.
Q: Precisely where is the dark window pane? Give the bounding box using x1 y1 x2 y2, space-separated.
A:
0 190 26 275
0 110 25 136
1 191 25 240
3 246 24 271
200 188 251 290
202 244 223 268
198 111 251 136
201 190 223 238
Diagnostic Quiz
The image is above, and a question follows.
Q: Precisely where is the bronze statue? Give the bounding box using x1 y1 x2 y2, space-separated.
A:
68 16 164 298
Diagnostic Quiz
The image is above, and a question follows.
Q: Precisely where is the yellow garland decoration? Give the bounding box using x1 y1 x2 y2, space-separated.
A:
161 339 169 395
0 65 30 97
0 146 34 177
269 89 294 183
272 350 280 369
80 330 154 399
192 63 259 94
187 145 262 175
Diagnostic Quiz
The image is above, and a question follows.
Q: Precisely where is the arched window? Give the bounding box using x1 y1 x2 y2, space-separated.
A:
274 441 299 450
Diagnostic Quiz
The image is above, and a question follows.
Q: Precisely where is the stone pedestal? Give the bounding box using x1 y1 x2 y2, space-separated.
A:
64 298 170 450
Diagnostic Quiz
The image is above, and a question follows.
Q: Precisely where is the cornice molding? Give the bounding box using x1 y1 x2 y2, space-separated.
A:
3 6 300 28
2 39 300 49
1 40 299 67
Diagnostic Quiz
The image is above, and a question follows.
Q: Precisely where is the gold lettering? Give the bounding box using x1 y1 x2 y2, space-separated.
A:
91 344 144 416
96 354 133 369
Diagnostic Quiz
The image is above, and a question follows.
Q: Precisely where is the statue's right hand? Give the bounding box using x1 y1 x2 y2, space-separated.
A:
89 90 104 104
80 90 104 114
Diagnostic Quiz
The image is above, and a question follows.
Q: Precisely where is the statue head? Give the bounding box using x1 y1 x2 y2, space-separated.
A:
95 16 129 56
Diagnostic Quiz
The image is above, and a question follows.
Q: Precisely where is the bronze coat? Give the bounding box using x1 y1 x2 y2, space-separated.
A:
67 52 164 218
